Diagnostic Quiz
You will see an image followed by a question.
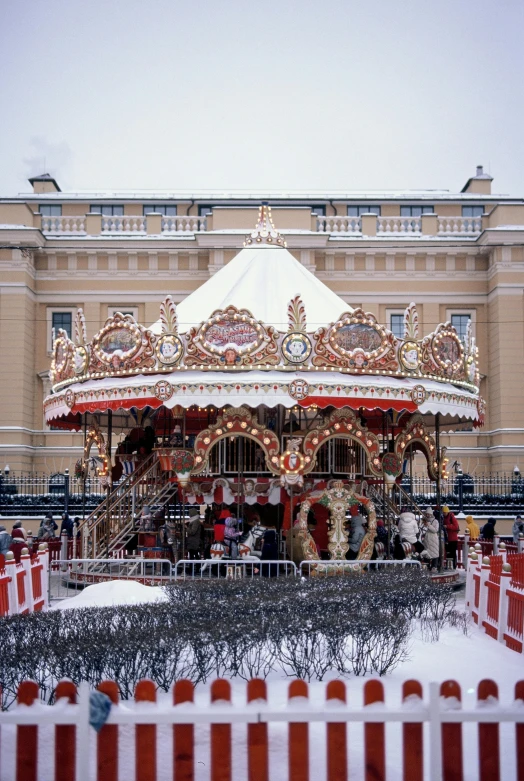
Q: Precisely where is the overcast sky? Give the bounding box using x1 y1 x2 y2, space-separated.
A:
1 0 523 196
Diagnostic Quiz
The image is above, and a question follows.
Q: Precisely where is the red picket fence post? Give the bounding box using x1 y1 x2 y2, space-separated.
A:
441 680 463 781
16 680 40 781
289 680 309 781
402 680 423 781
478 679 499 781
326 679 347 781
516 680 524 781
364 680 385 781
97 680 120 781
247 679 268 781
135 679 157 781
211 678 232 781
173 679 194 781
55 680 78 781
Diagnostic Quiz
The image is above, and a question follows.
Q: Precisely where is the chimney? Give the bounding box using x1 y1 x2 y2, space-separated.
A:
28 173 61 194
461 165 493 195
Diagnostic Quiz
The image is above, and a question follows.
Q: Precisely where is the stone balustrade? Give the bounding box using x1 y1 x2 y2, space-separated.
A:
317 216 361 233
41 215 85 233
161 215 207 232
39 212 482 237
437 216 482 235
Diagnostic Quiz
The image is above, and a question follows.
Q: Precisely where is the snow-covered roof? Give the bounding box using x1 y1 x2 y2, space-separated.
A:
151 244 353 333
8 190 520 202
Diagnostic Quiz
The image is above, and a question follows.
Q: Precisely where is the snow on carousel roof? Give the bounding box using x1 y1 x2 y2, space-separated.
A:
151 205 352 334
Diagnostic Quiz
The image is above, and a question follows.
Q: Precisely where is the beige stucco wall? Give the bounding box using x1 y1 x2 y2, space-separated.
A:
0 188 523 475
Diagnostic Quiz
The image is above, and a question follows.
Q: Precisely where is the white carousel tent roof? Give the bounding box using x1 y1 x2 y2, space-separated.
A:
151 244 353 334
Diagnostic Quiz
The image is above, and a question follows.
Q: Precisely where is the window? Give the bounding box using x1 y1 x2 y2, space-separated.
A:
52 311 72 338
90 205 124 216
400 206 434 217
462 206 484 218
347 205 381 216
451 314 471 341
389 314 404 339
311 206 326 216
107 306 138 320
142 205 177 216
47 307 76 352
198 205 213 216
39 205 62 216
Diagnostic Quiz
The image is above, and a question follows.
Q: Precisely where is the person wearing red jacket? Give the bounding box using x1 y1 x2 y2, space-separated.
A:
443 505 459 569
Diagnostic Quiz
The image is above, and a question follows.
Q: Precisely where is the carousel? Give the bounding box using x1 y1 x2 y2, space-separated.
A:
44 205 484 566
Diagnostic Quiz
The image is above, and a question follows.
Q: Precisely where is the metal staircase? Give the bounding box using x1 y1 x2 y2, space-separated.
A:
367 482 428 525
78 452 179 558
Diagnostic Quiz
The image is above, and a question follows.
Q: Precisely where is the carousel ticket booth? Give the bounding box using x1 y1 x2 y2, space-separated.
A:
44 205 484 565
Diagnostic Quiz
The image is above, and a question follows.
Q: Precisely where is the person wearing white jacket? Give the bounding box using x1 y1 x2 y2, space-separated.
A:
420 508 440 569
398 510 419 545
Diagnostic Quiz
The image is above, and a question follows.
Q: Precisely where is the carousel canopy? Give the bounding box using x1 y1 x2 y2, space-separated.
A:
151 243 353 335
45 204 484 428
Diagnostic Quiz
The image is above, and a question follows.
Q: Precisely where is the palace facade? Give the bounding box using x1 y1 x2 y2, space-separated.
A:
1 167 523 474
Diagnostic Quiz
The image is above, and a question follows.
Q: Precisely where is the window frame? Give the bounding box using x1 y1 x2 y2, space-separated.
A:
448 311 474 342
311 205 326 217
39 204 62 217
347 205 381 217
142 205 177 216
89 205 125 216
386 309 406 339
47 307 76 353
462 205 484 218
107 306 139 321
400 205 434 217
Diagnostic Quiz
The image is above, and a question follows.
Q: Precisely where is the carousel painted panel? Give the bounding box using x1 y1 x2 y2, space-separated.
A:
313 309 397 372
90 312 156 374
184 306 279 367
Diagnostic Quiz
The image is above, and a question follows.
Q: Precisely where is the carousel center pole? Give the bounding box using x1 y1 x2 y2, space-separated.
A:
106 409 112 558
435 413 443 571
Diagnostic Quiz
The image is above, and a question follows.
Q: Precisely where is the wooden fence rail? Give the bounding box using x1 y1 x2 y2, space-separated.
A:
465 541 524 653
0 546 49 616
0 677 523 781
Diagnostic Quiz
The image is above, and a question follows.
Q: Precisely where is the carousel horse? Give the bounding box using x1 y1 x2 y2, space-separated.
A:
210 524 266 560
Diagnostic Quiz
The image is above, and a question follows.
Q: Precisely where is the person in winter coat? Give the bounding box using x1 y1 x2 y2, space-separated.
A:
465 515 480 541
421 508 440 570
10 521 28 563
261 526 278 560
214 510 229 543
60 512 74 538
346 513 366 560
0 525 11 557
185 507 202 560
224 516 242 559
442 506 459 568
38 518 56 541
481 517 497 541
44 512 58 532
398 509 419 545
512 515 524 544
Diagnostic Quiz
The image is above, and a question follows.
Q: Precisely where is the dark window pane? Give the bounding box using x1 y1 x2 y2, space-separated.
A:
198 205 212 216
165 205 177 216
112 205 124 216
40 205 62 216
451 314 471 341
52 312 72 338
422 206 434 214
390 314 404 339
312 206 325 216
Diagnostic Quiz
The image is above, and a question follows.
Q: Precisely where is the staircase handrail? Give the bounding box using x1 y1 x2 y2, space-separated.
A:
77 452 159 535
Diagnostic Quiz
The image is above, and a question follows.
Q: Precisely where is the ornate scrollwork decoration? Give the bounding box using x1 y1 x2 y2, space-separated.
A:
90 312 156 374
394 413 438 480
184 306 279 368
302 408 382 477
192 406 281 475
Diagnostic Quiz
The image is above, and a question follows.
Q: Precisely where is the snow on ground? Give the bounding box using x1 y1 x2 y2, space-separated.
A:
51 579 168 610
2 589 523 779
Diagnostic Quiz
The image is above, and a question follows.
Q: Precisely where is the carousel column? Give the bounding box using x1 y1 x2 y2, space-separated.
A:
106 409 112 558
435 413 444 571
